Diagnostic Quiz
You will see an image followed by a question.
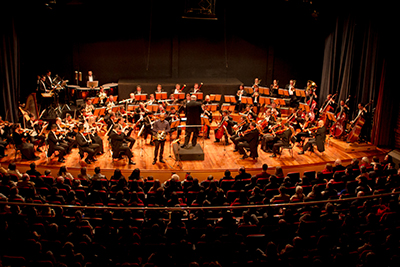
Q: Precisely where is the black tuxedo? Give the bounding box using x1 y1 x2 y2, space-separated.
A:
237 129 259 158
109 130 133 159
183 100 202 147
303 126 326 152
272 128 292 154
47 131 66 160
76 132 100 160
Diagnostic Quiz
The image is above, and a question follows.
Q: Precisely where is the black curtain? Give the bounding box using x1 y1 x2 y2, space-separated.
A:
320 13 380 116
0 14 20 122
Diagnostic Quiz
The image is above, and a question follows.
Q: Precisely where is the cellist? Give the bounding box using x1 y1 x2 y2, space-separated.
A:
214 110 235 145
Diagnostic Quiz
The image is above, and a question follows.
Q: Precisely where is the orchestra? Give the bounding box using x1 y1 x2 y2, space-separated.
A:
2 76 374 167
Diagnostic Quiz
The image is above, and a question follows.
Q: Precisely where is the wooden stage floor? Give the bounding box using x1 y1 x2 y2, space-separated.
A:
1 131 391 182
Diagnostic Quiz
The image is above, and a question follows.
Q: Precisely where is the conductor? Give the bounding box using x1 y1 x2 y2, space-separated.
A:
181 95 202 149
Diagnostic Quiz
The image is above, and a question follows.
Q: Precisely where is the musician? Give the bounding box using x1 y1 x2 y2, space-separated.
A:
27 113 46 152
298 120 326 154
98 87 107 106
285 80 298 108
305 80 318 103
270 102 281 118
86 70 96 82
166 107 182 139
252 86 261 114
135 85 144 95
270 79 279 96
201 104 213 139
46 124 67 163
237 122 259 160
155 84 163 94
109 124 135 165
320 94 337 114
89 128 104 155
55 117 74 153
231 116 250 151
335 100 350 117
252 77 261 88
214 110 235 145
191 83 202 94
181 95 202 149
44 70 53 90
39 75 50 93
243 105 257 121
115 117 136 149
173 84 183 94
259 108 276 133
137 104 154 145
76 125 101 164
152 114 170 165
350 103 370 142
235 84 246 112
146 94 157 106
127 93 136 104
85 98 95 115
106 95 116 112
270 122 293 158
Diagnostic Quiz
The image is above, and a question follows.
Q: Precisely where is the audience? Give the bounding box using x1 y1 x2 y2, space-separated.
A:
0 154 399 267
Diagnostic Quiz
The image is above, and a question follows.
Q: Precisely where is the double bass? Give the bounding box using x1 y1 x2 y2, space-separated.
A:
346 100 373 143
330 96 351 138
306 80 317 122
319 93 337 125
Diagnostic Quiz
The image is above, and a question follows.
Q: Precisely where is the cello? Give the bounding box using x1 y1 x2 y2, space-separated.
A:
346 100 373 143
215 114 229 139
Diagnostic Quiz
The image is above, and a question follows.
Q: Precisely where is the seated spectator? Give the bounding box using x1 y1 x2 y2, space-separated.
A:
219 169 234 184
8 186 25 202
290 186 305 202
263 175 281 191
270 186 290 203
231 189 249 206
181 175 194 192
255 163 270 180
346 157 359 170
57 165 74 180
234 166 252 181
333 159 345 172
46 187 65 204
91 166 106 181
129 191 144 206
321 182 338 199
26 162 42 178
55 176 71 193
211 188 229 206
322 163 333 174
296 175 311 187
281 176 293 188
7 162 23 180
205 181 219 200
148 179 162 193
201 175 214 188
110 168 125 182
249 186 265 204
341 166 355 182
320 202 339 221
360 156 371 169
274 166 285 179
17 173 35 188
77 167 92 182
186 178 202 192
306 184 322 201
355 175 372 194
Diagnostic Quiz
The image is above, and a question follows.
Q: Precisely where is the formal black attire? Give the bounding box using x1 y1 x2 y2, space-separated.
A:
76 132 100 161
303 126 326 152
230 122 249 150
109 130 133 159
272 128 292 155
214 115 236 143
237 129 259 158
182 100 202 147
46 130 66 161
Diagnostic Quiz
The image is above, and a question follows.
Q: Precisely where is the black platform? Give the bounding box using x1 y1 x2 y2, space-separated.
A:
173 143 205 161
118 78 243 100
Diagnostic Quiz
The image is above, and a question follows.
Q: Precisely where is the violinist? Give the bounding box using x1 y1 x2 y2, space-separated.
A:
55 117 74 153
214 110 235 145
270 122 292 158
109 124 135 165
115 117 136 150
293 113 314 147
298 120 326 155
259 108 276 133
27 113 46 152
270 79 279 97
76 125 101 164
230 116 250 152
46 124 67 163
89 128 104 155
243 105 257 121
237 121 259 160
270 102 280 118
85 98 95 115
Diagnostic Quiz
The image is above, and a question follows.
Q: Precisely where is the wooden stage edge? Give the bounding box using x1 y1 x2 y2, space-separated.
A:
1 136 391 183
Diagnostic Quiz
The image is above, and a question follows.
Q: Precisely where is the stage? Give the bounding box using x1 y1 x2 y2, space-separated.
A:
2 130 390 183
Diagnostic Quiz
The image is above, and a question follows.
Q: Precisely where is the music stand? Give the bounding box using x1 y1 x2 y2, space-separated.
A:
295 89 306 97
205 104 218 112
155 92 168 100
299 102 310 113
173 93 185 100
259 86 270 95
278 88 289 96
210 94 221 102
93 107 106 117
87 81 99 88
241 96 253 105
224 95 236 103
244 86 253 94
127 104 138 111
135 94 148 102
192 92 203 100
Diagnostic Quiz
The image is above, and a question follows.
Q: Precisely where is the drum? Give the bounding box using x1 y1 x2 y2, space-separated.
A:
76 87 91 99
102 83 118 95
